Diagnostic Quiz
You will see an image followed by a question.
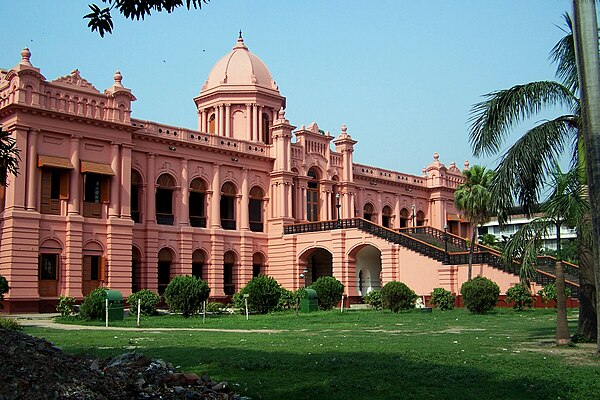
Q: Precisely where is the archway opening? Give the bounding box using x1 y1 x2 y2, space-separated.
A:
220 182 237 230
224 251 237 295
352 245 382 296
158 248 173 295
192 249 207 280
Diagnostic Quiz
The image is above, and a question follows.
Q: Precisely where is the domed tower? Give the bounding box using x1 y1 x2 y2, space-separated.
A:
194 33 286 144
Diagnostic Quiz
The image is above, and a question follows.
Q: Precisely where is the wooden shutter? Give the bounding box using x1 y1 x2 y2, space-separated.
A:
59 172 69 200
100 177 110 203
99 256 106 281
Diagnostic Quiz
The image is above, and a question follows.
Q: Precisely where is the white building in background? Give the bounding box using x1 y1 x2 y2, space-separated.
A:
478 214 577 251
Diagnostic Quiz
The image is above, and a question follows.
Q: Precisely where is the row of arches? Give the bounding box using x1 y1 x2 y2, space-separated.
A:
131 170 265 231
207 110 272 145
131 247 266 295
363 204 425 228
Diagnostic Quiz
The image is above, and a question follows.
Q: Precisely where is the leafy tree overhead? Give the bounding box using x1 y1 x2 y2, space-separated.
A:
0 127 21 187
85 0 211 37
454 164 494 281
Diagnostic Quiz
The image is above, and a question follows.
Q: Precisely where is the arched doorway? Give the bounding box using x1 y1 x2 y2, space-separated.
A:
382 205 392 228
189 178 207 228
416 210 426 226
400 208 409 228
363 203 375 222
299 247 333 286
306 169 319 222
192 249 207 280
82 241 104 296
158 248 173 295
39 239 62 297
156 173 176 225
352 245 382 296
249 186 264 232
252 253 265 277
223 251 237 295
220 182 237 230
132 246 142 293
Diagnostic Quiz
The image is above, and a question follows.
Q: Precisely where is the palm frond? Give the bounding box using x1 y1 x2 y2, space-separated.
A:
490 116 577 223
550 13 578 93
469 81 577 157
543 163 590 226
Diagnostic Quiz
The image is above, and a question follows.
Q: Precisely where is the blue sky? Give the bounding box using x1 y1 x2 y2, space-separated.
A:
1 0 575 175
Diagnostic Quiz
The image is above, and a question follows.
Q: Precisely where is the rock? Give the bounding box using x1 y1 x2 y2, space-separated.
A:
89 358 100 371
213 382 228 391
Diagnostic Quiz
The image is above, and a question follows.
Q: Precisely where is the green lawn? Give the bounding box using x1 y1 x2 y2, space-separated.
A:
26 309 599 400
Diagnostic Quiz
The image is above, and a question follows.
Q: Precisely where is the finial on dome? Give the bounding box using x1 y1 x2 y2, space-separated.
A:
278 107 285 120
239 30 243 39
341 124 347 134
234 31 248 50
20 47 32 66
433 152 439 161
464 160 470 170
113 70 123 87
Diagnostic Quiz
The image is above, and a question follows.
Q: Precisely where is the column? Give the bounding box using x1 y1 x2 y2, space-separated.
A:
146 153 156 223
67 136 80 215
258 106 263 143
215 105 221 136
211 163 221 228
202 109 208 132
246 104 252 141
325 190 331 220
180 158 189 225
108 143 120 217
225 104 231 138
252 105 259 141
241 168 249 230
120 144 132 218
26 129 38 210
301 186 307 221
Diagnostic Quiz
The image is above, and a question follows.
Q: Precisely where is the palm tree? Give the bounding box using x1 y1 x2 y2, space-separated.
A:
0 126 20 186
468 14 597 342
454 165 495 281
503 164 588 345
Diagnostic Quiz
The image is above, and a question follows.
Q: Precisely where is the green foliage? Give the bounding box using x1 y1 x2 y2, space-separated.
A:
164 275 210 317
0 275 9 310
233 275 282 314
429 288 455 311
0 316 21 330
85 0 211 37
311 276 344 310
56 296 76 317
505 284 534 311
0 127 22 187
537 283 572 306
363 289 383 310
381 281 418 312
205 301 226 313
277 288 307 311
79 287 108 321
127 289 160 316
460 277 500 314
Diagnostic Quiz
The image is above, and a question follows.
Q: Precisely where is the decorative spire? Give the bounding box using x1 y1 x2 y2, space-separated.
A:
113 70 123 87
20 47 32 66
239 30 243 39
234 31 248 50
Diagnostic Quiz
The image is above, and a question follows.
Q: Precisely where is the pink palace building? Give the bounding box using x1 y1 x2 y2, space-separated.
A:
0 36 529 313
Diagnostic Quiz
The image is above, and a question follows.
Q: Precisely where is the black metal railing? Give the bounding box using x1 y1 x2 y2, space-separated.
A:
190 216 207 228
250 222 264 232
156 213 174 225
283 218 580 296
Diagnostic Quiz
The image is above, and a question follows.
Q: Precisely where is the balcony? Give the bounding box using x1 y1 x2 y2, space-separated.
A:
190 216 207 228
221 219 236 230
156 213 174 225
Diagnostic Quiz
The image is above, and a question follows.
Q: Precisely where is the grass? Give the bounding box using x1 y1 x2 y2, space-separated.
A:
26 308 600 400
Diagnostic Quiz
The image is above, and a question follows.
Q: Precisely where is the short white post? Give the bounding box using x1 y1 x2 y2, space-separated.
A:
137 299 141 327
244 294 249 320
105 298 109 327
340 294 345 313
202 300 206 324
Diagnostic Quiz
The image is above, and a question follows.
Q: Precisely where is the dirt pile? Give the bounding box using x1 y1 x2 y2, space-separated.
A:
0 327 245 399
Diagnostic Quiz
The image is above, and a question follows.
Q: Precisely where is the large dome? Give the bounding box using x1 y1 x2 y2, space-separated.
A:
201 36 278 92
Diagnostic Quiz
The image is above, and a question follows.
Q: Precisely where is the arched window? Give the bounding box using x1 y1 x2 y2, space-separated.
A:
158 248 173 295
262 113 270 145
156 174 175 225
306 169 319 222
131 170 143 223
192 249 207 280
39 239 62 297
252 253 264 277
363 203 375 222
189 178 207 228
400 208 409 228
382 205 392 228
82 242 104 296
208 113 216 134
220 182 237 230
224 251 237 295
249 186 264 232
416 210 426 226
132 247 142 293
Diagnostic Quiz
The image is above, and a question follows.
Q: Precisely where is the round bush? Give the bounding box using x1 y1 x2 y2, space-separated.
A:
363 289 383 310
429 288 455 311
505 284 534 311
381 281 417 312
56 296 76 317
234 275 282 314
537 283 571 307
164 275 210 317
460 276 500 314
311 276 344 310
79 287 108 320
0 275 9 309
127 289 161 316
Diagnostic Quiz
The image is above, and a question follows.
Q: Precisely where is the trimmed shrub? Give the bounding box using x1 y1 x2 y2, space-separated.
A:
460 276 500 314
56 296 76 317
311 276 344 310
79 287 108 320
164 275 210 317
537 283 571 307
234 275 282 314
277 288 298 311
381 281 418 312
429 288 455 311
205 301 226 313
0 316 21 330
505 284 534 311
363 289 383 310
0 275 9 310
127 289 161 316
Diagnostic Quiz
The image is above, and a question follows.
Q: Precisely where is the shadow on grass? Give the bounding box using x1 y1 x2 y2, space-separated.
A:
64 344 578 400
